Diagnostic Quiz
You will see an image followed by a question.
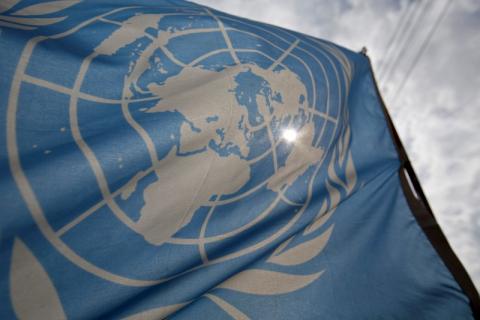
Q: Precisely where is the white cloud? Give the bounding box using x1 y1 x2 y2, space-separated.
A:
195 0 480 288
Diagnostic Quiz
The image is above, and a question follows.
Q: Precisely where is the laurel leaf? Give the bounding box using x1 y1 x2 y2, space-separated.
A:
0 0 22 14
345 150 357 193
205 294 250 320
338 126 350 165
10 238 66 320
122 303 186 319
268 225 334 266
269 236 294 258
328 148 349 192
0 19 36 29
218 269 323 295
326 180 341 209
0 14 65 25
304 200 333 235
11 0 80 16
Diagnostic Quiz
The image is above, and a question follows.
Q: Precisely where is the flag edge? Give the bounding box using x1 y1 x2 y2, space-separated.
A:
364 51 480 319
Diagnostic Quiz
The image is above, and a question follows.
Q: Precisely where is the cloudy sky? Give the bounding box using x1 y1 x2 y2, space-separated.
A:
194 0 480 288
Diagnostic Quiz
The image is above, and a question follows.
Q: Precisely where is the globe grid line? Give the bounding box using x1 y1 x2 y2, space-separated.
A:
205 8 241 65
26 11 336 243
268 38 300 71
196 7 288 262
7 7 165 287
75 10 342 229
134 8 344 250
127 7 322 118
6 5 352 287
20 19 339 123
180 9 308 251
69 50 147 234
58 11 328 240
217 12 354 134
210 13 338 149
217 14 351 123
19 20 337 123
22 74 161 105
198 199 217 263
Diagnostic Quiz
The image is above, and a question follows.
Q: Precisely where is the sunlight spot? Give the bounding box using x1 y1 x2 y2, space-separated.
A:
282 128 298 143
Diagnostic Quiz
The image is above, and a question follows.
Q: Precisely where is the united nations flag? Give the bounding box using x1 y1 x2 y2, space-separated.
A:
0 0 479 319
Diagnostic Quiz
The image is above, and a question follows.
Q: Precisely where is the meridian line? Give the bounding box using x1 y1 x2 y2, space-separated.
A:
22 74 160 104
265 115 278 172
47 10 338 268
205 8 240 64
205 294 250 320
53 39 335 237
268 39 299 71
121 77 163 176
9 5 330 287
69 53 141 234
7 7 166 287
56 167 155 236
57 198 105 236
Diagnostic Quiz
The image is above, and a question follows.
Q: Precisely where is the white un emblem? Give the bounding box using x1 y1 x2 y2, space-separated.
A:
7 3 358 307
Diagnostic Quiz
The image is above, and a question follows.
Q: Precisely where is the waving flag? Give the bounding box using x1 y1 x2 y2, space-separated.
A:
1 0 479 319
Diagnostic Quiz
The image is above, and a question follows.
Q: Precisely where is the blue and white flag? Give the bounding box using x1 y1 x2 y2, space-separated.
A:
0 1 479 319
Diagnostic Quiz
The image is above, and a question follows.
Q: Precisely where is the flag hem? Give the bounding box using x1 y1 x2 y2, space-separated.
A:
364 52 480 318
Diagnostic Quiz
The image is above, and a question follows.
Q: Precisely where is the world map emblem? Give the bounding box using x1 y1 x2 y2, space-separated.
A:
5 2 358 317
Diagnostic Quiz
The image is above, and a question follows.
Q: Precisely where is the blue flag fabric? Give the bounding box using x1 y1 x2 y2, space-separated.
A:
0 1 478 319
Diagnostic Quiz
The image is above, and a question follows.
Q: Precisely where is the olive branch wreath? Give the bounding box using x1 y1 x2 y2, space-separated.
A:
0 0 80 30
5 1 357 318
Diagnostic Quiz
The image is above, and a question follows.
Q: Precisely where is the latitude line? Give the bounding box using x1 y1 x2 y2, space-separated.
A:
101 9 334 123
194 20 345 263
13 7 344 285
51 41 336 238
183 45 337 123
15 6 329 288
225 22 320 125
218 15 343 148
54 74 334 238
49 10 337 254
219 17 335 128
222 20 318 121
7 7 168 287
168 186 286 246
198 200 217 263
99 13 330 130
279 193 303 207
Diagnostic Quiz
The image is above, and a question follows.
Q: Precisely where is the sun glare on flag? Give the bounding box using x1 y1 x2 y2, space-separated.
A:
282 128 298 143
